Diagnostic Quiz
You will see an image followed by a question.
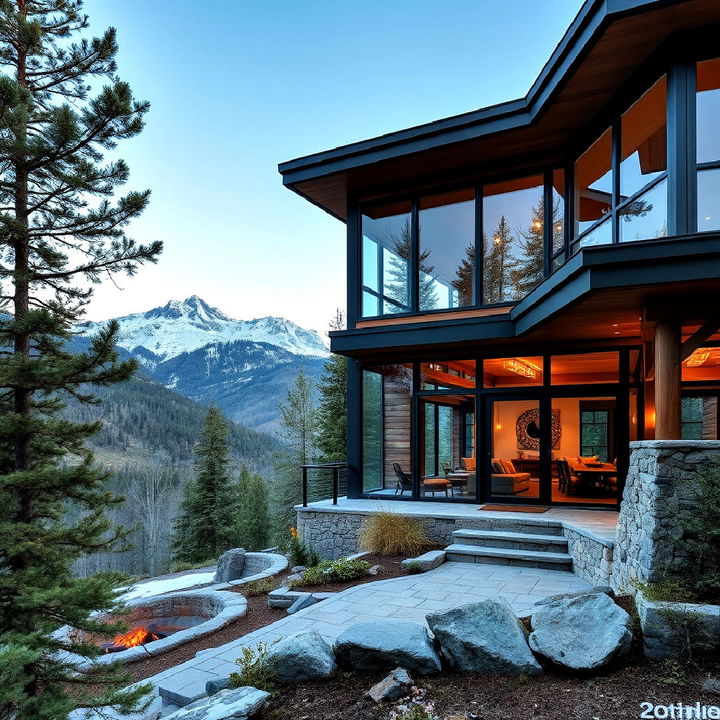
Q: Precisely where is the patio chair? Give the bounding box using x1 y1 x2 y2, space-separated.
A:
557 458 578 495
392 463 412 495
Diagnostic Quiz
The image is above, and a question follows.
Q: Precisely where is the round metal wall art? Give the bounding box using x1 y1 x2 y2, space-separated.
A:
516 408 561 450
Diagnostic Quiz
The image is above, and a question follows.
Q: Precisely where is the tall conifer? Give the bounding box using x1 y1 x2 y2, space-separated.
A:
0 2 161 717
316 310 347 463
235 465 269 551
172 406 237 563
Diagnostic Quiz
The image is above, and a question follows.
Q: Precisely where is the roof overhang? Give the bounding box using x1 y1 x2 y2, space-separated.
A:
279 0 720 221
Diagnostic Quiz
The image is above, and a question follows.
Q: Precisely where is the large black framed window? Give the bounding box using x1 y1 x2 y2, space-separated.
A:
696 58 720 233
573 76 668 253
358 173 567 319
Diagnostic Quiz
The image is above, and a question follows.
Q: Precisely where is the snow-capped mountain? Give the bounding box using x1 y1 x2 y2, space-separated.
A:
78 295 329 364
78 296 330 433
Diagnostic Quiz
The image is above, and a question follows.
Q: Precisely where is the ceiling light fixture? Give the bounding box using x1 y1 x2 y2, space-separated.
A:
684 349 711 367
503 358 541 379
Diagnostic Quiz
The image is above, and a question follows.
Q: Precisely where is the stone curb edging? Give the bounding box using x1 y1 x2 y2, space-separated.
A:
70 589 248 668
210 552 288 591
636 590 720 659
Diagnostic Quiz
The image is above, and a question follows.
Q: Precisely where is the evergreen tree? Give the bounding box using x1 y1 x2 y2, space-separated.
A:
172 406 238 563
235 465 270 551
386 220 437 311
509 196 564 297
452 244 475 306
316 309 347 462
510 199 545 297
270 368 317 537
0 3 161 718
484 217 513 303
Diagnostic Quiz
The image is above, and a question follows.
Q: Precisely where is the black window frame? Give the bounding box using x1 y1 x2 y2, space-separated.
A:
347 36 720 327
357 171 569 321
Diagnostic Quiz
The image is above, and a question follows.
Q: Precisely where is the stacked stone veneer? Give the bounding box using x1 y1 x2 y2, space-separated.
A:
297 508 614 586
612 440 720 593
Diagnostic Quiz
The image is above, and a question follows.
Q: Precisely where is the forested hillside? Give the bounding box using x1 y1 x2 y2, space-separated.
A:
63 339 280 578
64 373 278 468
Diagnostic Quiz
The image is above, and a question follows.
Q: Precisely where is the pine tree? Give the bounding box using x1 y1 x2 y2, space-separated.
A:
270 368 317 538
509 196 564 297
385 220 438 311
0 3 161 718
484 217 513 303
172 406 238 563
509 199 545 297
452 244 475 306
316 309 347 463
235 465 269 551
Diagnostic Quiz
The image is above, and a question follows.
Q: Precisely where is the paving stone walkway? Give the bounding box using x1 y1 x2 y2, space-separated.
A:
153 561 592 706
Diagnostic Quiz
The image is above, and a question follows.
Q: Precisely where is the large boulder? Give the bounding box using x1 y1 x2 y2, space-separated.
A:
529 592 633 671
426 598 541 676
334 621 441 675
164 686 269 719
214 548 246 583
265 630 336 684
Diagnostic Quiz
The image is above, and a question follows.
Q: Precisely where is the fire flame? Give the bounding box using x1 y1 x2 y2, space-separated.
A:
108 626 159 650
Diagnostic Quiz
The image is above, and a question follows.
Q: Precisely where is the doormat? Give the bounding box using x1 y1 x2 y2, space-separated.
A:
480 505 550 513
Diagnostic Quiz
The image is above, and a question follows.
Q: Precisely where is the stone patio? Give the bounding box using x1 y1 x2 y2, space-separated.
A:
152 560 592 707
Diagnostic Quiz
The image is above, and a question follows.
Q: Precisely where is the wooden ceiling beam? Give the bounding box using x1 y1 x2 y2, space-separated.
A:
681 317 720 362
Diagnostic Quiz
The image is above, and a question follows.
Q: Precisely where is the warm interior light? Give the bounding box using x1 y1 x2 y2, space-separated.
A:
503 358 541 379
533 220 542 229
684 348 711 367
495 423 502 431
493 235 501 244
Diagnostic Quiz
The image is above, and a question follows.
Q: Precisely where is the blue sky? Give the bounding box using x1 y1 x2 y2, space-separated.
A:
88 0 583 334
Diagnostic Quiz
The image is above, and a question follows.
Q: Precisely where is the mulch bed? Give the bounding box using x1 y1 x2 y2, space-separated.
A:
262 658 720 720
123 553 410 682
289 553 409 592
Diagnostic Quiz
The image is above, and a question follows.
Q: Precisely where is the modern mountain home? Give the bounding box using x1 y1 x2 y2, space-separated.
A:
280 0 720 511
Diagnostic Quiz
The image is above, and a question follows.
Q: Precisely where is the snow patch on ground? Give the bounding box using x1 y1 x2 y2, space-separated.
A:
120 569 217 601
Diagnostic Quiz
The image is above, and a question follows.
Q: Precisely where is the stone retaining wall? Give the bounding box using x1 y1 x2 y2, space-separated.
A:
612 440 720 593
564 527 613 587
297 507 613 587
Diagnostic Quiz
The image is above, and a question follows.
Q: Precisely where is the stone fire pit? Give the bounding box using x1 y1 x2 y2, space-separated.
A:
69 589 247 667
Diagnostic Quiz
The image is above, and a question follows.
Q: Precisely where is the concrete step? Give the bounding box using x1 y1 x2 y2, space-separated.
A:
466 517 566 537
445 543 573 570
452 528 569 552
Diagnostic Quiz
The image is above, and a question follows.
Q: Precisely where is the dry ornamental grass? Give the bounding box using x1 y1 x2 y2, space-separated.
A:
359 511 429 556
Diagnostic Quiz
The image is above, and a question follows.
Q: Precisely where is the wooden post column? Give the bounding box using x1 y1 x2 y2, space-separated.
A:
654 321 682 439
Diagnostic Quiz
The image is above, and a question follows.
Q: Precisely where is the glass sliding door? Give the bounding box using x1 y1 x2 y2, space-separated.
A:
550 396 619 506
419 394 476 501
486 397 542 502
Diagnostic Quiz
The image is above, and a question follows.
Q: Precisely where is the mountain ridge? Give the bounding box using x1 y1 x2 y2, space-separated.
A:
78 295 329 365
78 296 331 432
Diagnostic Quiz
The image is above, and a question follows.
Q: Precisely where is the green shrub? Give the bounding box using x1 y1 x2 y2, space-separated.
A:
666 468 720 603
228 642 277 693
288 529 308 567
403 560 423 575
307 545 320 568
635 580 692 603
290 557 370 587
359 512 428 556
240 577 278 597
